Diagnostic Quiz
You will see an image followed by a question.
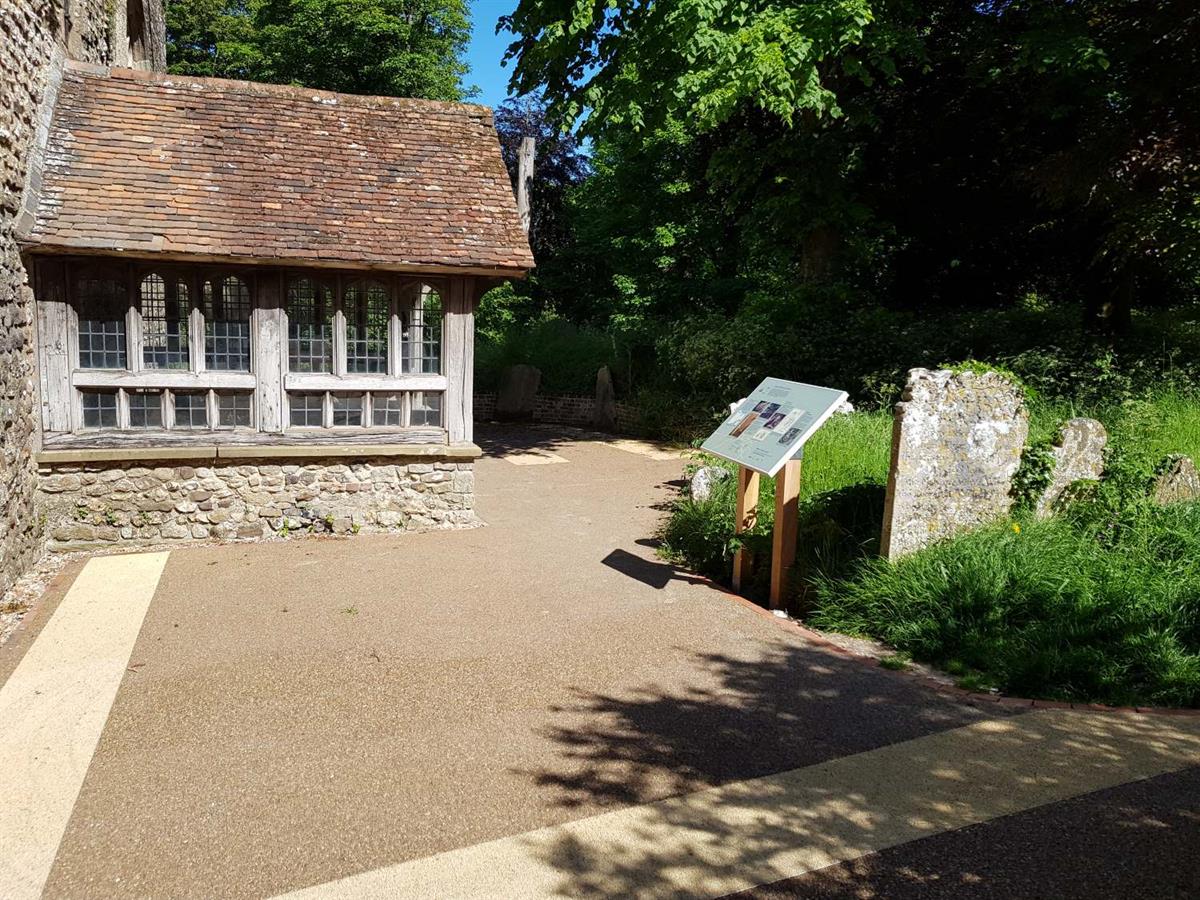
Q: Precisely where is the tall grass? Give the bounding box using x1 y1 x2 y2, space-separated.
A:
811 504 1200 707
661 392 1200 706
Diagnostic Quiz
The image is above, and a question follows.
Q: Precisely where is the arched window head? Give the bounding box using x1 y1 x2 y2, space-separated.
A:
140 273 190 370
344 280 389 374
287 277 333 373
203 275 251 371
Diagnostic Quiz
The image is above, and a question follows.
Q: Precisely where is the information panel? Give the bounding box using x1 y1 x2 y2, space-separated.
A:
701 377 848 477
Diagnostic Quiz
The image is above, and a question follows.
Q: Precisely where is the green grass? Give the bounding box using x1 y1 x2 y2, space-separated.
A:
811 504 1200 708
661 391 1200 707
660 409 891 594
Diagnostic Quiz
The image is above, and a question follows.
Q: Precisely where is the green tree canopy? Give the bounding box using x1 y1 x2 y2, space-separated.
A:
166 0 475 101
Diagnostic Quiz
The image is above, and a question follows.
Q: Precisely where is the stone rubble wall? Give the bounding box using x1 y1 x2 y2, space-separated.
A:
38 459 477 552
881 368 1029 559
2 0 164 591
2 1 65 600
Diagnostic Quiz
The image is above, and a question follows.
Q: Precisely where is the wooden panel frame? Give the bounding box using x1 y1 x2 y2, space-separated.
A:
36 256 468 446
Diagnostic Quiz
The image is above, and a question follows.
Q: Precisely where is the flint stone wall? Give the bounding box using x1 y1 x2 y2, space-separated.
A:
38 458 476 551
3 0 165 593
1036 418 1107 518
881 368 1029 559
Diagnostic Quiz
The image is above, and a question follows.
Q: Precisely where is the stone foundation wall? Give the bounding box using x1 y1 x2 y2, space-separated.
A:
39 458 476 551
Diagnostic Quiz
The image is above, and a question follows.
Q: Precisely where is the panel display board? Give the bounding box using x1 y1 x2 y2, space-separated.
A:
701 377 848 477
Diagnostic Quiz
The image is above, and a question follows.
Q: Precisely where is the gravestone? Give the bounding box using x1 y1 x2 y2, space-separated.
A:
495 364 541 421
1035 418 1107 518
593 366 618 432
881 368 1028 559
690 466 731 503
1152 456 1200 506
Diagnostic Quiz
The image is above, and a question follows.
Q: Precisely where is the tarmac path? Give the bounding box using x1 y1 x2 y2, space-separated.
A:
0 425 1197 898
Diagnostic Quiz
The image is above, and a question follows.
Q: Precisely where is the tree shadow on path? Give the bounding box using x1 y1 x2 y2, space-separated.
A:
515 642 1200 898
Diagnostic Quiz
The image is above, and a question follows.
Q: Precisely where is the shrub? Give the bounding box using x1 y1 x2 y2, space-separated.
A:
475 318 630 395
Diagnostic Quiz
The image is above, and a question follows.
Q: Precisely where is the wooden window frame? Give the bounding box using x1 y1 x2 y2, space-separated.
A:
280 272 448 432
45 260 458 440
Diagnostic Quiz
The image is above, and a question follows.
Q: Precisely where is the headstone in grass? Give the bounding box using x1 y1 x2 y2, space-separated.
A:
496 364 541 421
881 368 1028 559
1035 418 1107 519
1152 455 1200 506
690 466 731 502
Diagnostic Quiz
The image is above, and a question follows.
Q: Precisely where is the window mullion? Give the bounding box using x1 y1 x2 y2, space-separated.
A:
388 281 401 376
126 271 142 374
116 388 130 429
191 277 205 373
333 276 347 376
323 391 333 428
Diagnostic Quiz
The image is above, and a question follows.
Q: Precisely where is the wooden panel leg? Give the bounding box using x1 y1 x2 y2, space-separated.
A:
732 465 759 592
769 458 802 609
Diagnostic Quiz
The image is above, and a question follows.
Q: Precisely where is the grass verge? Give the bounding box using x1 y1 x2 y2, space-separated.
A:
661 393 1200 707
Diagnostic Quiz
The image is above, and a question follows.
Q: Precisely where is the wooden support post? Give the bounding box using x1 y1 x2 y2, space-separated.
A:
769 457 802 609
732 465 759 591
517 136 535 234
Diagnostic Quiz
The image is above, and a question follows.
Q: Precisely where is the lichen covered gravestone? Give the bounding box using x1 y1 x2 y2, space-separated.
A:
1152 456 1200 506
1035 418 1107 519
690 466 731 502
881 368 1029 559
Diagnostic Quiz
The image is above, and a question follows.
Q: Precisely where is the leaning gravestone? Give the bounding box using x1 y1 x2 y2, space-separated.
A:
1152 455 1200 506
881 368 1029 559
1035 418 1107 519
495 364 541 421
593 366 618 432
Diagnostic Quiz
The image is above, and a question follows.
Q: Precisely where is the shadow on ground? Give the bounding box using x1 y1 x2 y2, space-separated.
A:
476 422 610 457
514 641 1200 898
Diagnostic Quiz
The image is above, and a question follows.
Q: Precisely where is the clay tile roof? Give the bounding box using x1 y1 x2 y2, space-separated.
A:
24 62 534 274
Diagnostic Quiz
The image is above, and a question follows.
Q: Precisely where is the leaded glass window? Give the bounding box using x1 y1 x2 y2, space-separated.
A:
77 277 127 369
81 391 118 428
140 273 190 369
345 280 389 373
217 392 252 428
287 277 333 373
372 392 404 426
411 392 442 427
332 393 364 426
128 390 163 428
173 392 208 429
290 393 324 427
402 286 442 374
203 275 251 371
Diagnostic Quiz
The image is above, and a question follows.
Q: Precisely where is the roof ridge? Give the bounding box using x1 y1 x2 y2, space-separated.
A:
62 60 495 118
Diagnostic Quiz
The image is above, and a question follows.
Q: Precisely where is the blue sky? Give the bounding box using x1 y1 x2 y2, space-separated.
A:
465 1 519 110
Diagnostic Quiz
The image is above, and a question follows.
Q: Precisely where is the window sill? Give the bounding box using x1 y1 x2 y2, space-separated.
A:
38 429 479 465
283 372 446 392
74 369 256 390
